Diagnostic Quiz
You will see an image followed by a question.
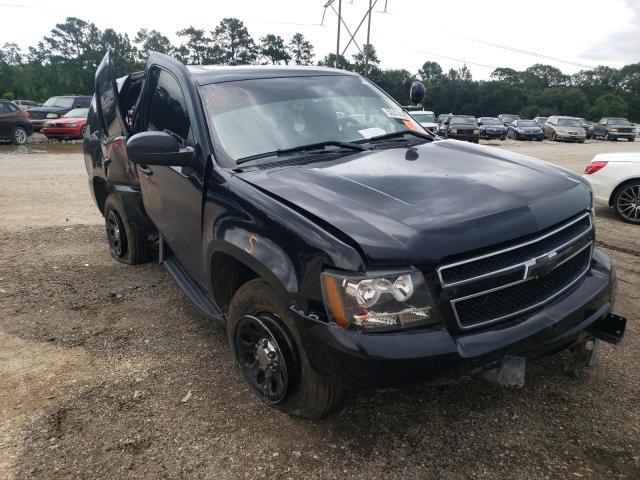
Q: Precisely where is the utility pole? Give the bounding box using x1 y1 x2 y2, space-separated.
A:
335 0 342 68
364 0 372 77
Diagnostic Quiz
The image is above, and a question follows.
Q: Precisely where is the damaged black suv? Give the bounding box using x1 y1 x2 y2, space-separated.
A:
84 49 626 419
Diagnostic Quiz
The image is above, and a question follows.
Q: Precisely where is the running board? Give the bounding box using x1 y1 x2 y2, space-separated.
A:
160 239 224 322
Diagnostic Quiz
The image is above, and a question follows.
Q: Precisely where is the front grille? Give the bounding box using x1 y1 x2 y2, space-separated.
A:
618 128 633 133
437 212 594 330
453 246 591 328
29 111 47 120
439 213 592 286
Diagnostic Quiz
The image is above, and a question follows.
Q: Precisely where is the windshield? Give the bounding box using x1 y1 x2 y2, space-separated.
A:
481 118 501 125
411 112 435 123
517 120 537 127
43 96 75 108
501 115 519 123
64 108 89 118
557 118 582 127
536 117 547 123
450 117 476 125
200 75 421 163
607 118 629 125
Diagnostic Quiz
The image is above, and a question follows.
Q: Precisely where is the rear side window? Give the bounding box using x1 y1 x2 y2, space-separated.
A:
146 69 191 141
0 103 8 114
74 97 91 108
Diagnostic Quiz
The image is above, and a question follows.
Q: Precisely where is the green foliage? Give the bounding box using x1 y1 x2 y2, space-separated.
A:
259 34 290 65
288 33 313 66
2 16 639 123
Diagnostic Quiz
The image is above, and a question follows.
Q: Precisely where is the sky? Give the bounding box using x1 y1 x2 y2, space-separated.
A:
1 0 639 80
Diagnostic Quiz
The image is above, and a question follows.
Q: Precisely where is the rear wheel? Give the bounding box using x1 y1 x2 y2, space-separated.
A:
552 132 557 142
613 182 640 224
12 126 28 145
103 194 155 264
228 279 341 419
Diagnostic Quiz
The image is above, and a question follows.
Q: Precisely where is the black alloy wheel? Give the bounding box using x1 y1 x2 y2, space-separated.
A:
615 183 640 224
106 210 127 258
234 313 294 404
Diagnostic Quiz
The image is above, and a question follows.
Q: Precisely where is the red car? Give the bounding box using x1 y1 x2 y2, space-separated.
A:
42 107 89 139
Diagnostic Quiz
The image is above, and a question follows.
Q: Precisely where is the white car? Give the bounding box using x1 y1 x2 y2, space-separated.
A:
410 110 438 133
584 152 640 224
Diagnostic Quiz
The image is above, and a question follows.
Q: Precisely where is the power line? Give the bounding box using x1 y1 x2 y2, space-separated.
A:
411 48 497 70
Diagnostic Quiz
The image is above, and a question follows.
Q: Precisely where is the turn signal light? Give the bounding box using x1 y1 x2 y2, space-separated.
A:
585 161 608 175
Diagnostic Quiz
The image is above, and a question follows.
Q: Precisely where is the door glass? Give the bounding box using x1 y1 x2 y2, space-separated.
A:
146 69 191 141
96 70 118 135
0 103 8 114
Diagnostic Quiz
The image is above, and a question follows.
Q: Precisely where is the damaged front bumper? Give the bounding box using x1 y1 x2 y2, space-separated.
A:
295 249 626 391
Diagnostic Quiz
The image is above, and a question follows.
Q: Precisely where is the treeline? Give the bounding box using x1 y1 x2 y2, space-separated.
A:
1 16 638 121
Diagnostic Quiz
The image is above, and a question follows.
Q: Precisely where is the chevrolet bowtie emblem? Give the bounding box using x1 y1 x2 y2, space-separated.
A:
525 250 560 280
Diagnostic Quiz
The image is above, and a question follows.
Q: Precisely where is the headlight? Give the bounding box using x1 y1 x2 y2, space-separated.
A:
450 128 458 134
610 128 618 132
321 270 440 332
46 113 59 119
64 123 77 128
473 129 480 134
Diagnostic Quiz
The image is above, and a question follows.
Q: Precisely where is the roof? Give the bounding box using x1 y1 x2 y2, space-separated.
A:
185 65 357 85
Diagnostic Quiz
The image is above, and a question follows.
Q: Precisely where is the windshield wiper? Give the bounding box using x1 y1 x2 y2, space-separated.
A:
236 140 367 165
357 130 434 145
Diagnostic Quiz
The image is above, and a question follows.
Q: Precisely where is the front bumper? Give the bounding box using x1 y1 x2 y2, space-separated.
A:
516 132 545 140
556 133 586 141
448 131 479 141
480 130 506 139
607 132 636 140
296 249 622 391
42 126 83 138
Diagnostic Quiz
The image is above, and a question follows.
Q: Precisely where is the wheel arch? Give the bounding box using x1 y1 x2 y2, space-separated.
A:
92 176 110 214
609 177 640 207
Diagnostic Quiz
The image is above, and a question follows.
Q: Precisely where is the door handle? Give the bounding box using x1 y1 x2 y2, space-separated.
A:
101 158 111 166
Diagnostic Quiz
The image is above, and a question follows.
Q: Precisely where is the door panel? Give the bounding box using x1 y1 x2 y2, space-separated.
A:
136 64 206 286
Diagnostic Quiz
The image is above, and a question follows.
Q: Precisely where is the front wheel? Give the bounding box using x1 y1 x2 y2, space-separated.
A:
614 182 640 224
228 279 341 419
12 126 28 145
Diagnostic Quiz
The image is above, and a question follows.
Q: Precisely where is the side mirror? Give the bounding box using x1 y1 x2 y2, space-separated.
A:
409 81 426 105
127 131 194 167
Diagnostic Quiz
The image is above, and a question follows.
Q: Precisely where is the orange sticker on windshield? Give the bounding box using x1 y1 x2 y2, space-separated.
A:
402 120 419 131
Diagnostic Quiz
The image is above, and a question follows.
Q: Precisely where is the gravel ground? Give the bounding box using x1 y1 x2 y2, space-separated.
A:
0 137 639 479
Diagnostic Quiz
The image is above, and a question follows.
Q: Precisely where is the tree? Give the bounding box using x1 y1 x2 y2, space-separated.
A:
134 28 174 60
418 61 443 83
490 67 521 84
100 29 140 74
377 69 415 105
457 64 472 82
317 53 351 70
288 33 314 65
591 93 629 119
176 27 212 65
523 64 568 89
352 43 381 80
210 18 257 64
259 34 290 65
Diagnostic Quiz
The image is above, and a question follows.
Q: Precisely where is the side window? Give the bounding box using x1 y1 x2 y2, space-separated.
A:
599 119 606 125
96 70 117 134
146 69 191 141
6 103 17 112
0 103 8 114
75 97 90 108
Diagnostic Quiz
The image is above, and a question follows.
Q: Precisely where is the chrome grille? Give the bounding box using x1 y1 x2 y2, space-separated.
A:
438 212 594 330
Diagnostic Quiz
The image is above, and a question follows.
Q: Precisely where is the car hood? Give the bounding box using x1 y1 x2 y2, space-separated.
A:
557 126 584 133
236 140 591 266
420 122 438 128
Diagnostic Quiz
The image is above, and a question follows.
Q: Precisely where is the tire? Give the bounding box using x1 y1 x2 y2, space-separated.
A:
552 132 557 142
228 278 341 419
613 181 640 224
473 138 479 144
103 194 155 264
12 126 28 145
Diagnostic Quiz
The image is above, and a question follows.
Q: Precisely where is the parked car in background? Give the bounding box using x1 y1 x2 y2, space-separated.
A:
442 115 479 143
498 113 520 127
544 116 586 143
477 117 507 140
576 118 594 139
0 99 33 144
27 95 92 131
42 107 89 140
13 99 39 110
436 113 452 134
508 119 544 141
594 117 636 142
533 116 548 129
410 110 438 133
584 152 640 224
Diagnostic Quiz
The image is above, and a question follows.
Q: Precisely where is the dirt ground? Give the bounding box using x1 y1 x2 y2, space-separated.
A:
1 137 639 479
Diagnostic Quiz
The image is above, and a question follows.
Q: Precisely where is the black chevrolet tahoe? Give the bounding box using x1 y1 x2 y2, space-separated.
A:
84 49 626 419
